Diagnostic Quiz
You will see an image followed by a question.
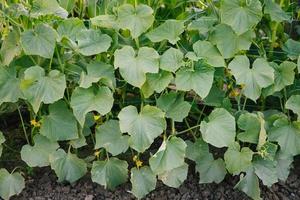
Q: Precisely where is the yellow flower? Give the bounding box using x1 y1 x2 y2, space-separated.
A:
133 155 138 162
136 160 143 168
30 119 41 128
93 115 101 121
94 150 100 158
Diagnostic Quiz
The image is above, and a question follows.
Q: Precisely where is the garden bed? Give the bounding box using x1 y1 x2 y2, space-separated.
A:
10 160 300 200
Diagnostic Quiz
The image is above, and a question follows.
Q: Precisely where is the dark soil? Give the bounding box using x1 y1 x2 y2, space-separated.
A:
10 161 300 200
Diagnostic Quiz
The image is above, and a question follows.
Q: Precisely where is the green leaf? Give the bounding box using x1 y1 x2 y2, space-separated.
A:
228 56 274 101
114 46 159 88
57 18 86 42
264 0 290 22
58 0 76 12
79 61 116 89
187 16 217 34
237 112 260 144
31 0 68 18
0 169 25 200
156 92 191 122
70 86 114 126
224 142 254 175
185 138 209 162
220 0 262 35
285 95 300 118
117 4 154 38
147 20 185 44
210 24 254 59
175 62 215 98
20 24 58 58
118 105 166 152
0 131 5 157
0 29 21 66
91 15 119 29
76 29 112 56
252 156 278 187
269 61 296 92
160 48 183 72
49 149 87 183
234 167 261 200
21 66 66 113
0 66 23 105
283 39 300 60
141 70 173 98
158 163 188 188
193 40 225 67
21 135 59 167
200 108 236 148
130 166 156 199
95 120 129 156
91 158 128 190
298 56 300 72
40 100 78 141
268 117 300 156
149 136 186 174
275 151 293 181
196 153 227 184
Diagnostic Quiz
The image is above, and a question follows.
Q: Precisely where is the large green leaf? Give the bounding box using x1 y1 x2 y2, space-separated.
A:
149 136 186 174
31 0 68 18
20 24 58 58
21 135 59 167
70 86 114 126
187 16 217 35
0 66 23 105
285 95 300 118
57 18 86 42
196 152 227 184
20 66 66 113
40 100 78 141
252 156 278 187
79 61 116 89
118 105 166 152
141 70 173 98
175 62 215 98
275 151 293 181
264 0 290 22
210 24 254 58
156 92 191 122
220 0 262 35
283 39 300 60
130 166 156 199
185 138 210 162
0 169 25 200
200 108 236 148
224 142 254 175
49 149 87 183
268 117 300 156
76 29 112 56
147 20 185 44
0 30 21 66
114 46 159 88
269 61 296 92
91 158 128 190
234 167 261 200
237 112 260 144
91 15 119 29
158 163 188 188
95 120 129 156
228 56 274 101
160 48 183 72
117 4 154 38
193 40 225 67
0 131 5 157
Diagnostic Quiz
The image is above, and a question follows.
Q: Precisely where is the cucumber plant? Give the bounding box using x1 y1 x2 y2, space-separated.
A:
0 0 299 199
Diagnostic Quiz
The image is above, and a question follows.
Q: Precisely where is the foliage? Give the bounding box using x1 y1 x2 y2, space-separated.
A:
0 0 299 199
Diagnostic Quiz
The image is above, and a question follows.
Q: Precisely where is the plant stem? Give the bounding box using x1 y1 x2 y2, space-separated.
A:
17 106 30 144
176 124 201 135
171 119 175 134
